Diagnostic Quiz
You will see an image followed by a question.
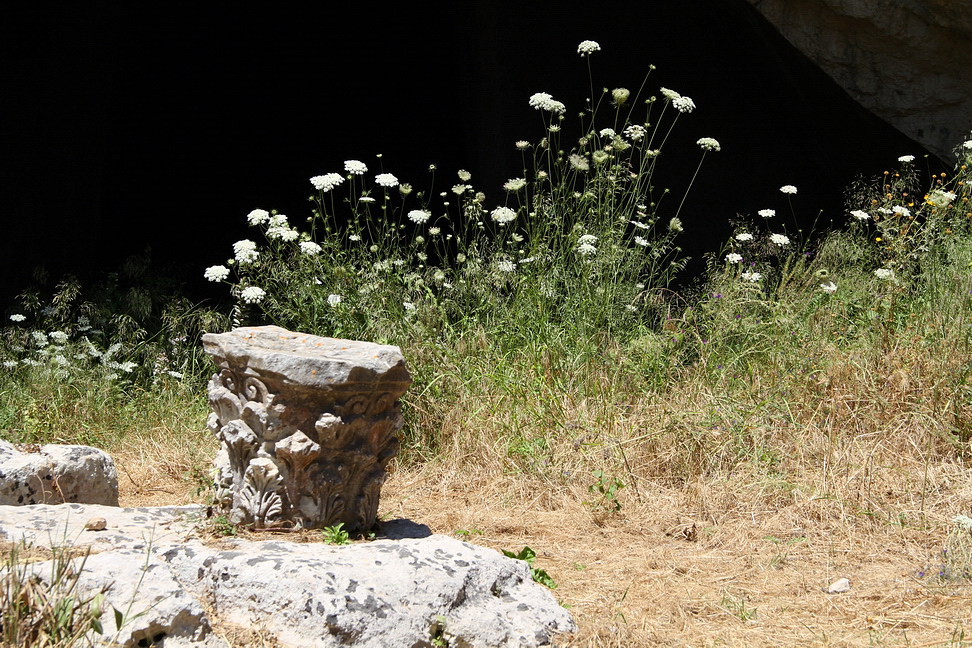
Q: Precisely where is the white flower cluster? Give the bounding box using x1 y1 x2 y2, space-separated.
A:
758 209 775 218
696 137 720 152
624 124 646 141
850 210 870 221
300 241 322 256
497 259 515 273
528 92 566 114
247 209 270 225
669 217 683 232
725 252 742 264
491 207 517 224
568 154 589 171
576 234 598 256
344 160 367 175
892 205 911 217
204 265 230 282
327 294 341 307
672 96 696 113
659 87 680 101
770 233 790 246
611 88 630 104
820 281 837 293
9 314 25 322
898 155 915 163
741 271 761 282
735 233 753 242
503 178 527 192
927 189 957 207
310 173 344 192
634 236 649 247
780 185 798 195
233 240 259 264
577 40 600 57
408 210 430 224
599 128 616 139
874 268 894 280
375 173 398 188
240 286 266 304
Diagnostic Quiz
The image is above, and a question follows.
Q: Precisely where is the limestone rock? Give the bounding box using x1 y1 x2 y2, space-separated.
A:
747 0 972 161
0 440 119 506
0 503 575 647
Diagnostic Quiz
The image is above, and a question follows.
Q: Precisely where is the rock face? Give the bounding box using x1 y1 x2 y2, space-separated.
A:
202 326 411 532
746 0 972 161
0 503 575 647
0 440 119 506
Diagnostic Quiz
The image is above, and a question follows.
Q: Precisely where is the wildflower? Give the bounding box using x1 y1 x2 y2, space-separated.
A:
247 209 271 225
233 240 259 264
850 209 871 220
408 209 430 224
310 174 344 192
742 271 762 282
503 178 527 192
267 226 298 241
452 184 470 195
240 286 266 304
375 173 399 188
428 227 441 235
696 137 720 152
9 314 25 322
528 92 566 114
660 87 681 101
672 96 695 113
592 150 610 165
568 154 589 171
577 40 601 56
725 252 743 263
456 253 467 263
3 360 18 369
359 197 375 203
327 294 342 307
669 217 683 232
820 281 837 293
780 185 798 195
953 514 972 531
349 234 361 242
515 140 531 150
624 124 646 141
735 233 753 242
927 190 957 207
49 331 69 344
268 214 288 227
634 236 649 247
403 301 415 311
300 241 322 256
898 155 915 163
964 141 972 150
510 233 523 243
874 268 895 280
599 128 616 139
167 371 183 379
344 160 367 175
630 220 649 230
204 265 230 282
491 206 517 224
457 169 472 181
416 252 428 262
399 183 413 196
892 205 911 217
611 88 630 105
758 209 776 218
770 233 790 246
577 242 597 256
497 259 515 273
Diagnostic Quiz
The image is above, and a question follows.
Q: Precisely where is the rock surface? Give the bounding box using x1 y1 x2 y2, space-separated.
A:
0 440 119 506
747 0 972 161
0 503 575 647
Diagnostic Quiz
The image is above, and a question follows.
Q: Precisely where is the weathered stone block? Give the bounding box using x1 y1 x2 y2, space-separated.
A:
202 325 411 532
0 440 119 506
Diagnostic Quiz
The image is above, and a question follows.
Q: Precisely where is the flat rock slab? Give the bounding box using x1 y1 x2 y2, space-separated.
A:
0 504 575 647
0 440 119 506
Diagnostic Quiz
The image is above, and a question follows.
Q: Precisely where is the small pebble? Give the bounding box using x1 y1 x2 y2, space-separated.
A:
85 517 107 531
822 578 850 594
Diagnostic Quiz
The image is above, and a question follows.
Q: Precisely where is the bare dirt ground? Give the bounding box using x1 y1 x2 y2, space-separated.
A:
117 457 972 647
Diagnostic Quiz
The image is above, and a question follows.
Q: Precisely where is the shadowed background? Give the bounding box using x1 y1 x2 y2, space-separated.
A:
1 0 944 308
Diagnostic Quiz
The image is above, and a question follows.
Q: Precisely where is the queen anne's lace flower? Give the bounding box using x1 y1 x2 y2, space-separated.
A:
515 140 531 150
759 209 775 218
624 124 647 141
726 252 743 263
375 173 398 188
528 92 566 114
233 240 259 264
491 207 517 224
634 236 649 247
408 210 430 224
780 185 798 195
327 294 341 307
742 271 761 282
311 174 345 192
497 259 515 273
770 233 790 246
850 210 870 220
457 169 472 181
735 233 753 242
669 217 683 232
927 190 957 207
898 155 915 163
892 205 911 217
696 137 720 152
344 160 367 175
247 209 270 225
568 154 589 171
300 241 322 256
672 96 696 113
874 268 894 280
577 40 601 56
503 178 527 192
820 281 837 293
9 314 25 322
240 286 266 304
660 87 681 101
204 265 230 282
